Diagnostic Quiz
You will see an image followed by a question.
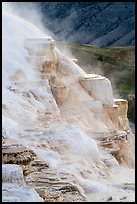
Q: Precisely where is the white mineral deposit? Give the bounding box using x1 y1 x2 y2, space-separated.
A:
2 6 135 202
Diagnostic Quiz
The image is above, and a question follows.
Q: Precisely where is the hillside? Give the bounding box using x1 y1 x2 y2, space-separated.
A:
56 42 135 122
6 2 135 47
40 2 135 46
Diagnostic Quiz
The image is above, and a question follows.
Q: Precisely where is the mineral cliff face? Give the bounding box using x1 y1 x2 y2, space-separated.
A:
2 11 135 202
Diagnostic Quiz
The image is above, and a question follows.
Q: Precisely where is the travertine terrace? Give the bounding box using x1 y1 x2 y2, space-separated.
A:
2 11 135 202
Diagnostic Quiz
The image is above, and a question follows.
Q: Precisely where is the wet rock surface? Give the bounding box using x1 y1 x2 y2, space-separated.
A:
99 131 134 167
2 143 36 165
25 160 85 202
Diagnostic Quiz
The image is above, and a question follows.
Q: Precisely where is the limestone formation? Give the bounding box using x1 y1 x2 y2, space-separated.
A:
49 76 69 105
100 132 131 165
25 160 85 202
103 104 119 128
114 99 130 131
2 11 135 202
50 85 69 105
2 144 36 165
79 74 114 105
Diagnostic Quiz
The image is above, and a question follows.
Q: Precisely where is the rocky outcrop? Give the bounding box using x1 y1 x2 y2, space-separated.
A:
79 74 114 105
24 37 70 106
50 85 69 105
25 160 85 202
2 143 36 165
79 74 131 132
103 104 119 128
114 99 130 131
100 132 127 164
49 76 69 106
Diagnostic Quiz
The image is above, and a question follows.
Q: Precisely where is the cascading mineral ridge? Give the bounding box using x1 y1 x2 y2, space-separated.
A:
79 74 114 105
2 9 135 202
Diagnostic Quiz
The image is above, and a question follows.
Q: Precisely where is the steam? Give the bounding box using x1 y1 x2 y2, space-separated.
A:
2 2 113 82
2 2 53 37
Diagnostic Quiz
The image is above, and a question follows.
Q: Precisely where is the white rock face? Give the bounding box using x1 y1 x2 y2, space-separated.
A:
79 74 114 105
2 164 44 202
